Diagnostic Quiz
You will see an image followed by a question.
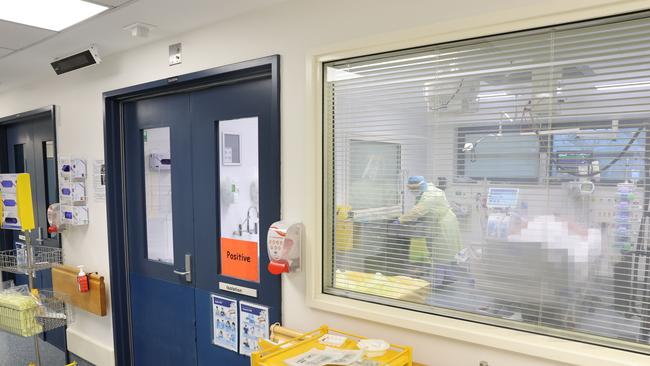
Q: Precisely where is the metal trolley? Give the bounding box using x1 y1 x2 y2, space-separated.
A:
0 231 73 366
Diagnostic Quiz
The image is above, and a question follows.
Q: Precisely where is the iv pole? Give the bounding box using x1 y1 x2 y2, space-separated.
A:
23 229 43 366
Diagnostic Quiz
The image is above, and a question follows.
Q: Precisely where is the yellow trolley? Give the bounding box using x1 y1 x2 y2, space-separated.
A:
251 325 412 366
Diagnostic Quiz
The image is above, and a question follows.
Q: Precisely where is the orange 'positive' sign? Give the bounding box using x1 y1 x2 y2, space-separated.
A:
220 237 260 282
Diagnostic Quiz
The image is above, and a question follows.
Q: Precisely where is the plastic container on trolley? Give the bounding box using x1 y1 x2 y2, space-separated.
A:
251 325 412 366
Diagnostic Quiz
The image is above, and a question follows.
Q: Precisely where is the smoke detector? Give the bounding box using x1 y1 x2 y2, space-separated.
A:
123 22 155 38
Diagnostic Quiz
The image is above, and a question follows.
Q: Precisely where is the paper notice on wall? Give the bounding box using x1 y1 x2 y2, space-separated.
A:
239 301 269 356
211 294 238 352
93 160 106 201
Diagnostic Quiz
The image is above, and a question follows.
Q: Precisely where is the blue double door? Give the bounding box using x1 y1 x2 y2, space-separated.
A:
123 76 281 365
2 115 64 351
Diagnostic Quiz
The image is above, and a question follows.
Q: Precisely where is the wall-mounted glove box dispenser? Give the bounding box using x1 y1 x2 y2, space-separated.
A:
61 205 89 226
57 157 89 227
0 173 35 231
58 159 86 181
60 182 86 204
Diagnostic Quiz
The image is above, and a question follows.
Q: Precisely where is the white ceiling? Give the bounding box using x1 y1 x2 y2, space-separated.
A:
0 0 287 93
0 21 56 51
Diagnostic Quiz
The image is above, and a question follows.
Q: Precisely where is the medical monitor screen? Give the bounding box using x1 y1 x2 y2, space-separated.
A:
554 151 593 173
552 127 645 181
487 187 519 208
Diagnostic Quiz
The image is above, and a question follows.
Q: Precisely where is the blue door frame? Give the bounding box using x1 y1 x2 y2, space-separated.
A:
103 56 281 365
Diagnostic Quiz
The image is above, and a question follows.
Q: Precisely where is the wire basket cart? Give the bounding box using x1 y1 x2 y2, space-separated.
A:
34 289 73 333
0 246 63 274
0 286 42 337
0 229 71 366
0 288 73 337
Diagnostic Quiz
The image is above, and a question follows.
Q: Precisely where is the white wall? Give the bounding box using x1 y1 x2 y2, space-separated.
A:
1 0 650 365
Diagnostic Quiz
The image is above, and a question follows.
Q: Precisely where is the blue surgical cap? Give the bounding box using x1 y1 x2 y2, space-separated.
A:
407 176 425 185
407 176 427 192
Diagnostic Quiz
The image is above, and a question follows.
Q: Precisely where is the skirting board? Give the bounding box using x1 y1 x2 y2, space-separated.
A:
67 328 115 366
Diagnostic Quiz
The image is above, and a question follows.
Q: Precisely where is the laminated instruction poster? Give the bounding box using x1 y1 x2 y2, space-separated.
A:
93 160 106 201
211 294 238 352
239 301 270 356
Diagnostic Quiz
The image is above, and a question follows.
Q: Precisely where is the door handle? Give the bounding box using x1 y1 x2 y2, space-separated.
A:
35 227 45 243
173 254 192 283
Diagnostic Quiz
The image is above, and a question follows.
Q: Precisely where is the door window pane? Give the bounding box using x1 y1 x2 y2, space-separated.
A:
143 127 174 264
219 117 260 282
14 144 25 173
43 141 57 239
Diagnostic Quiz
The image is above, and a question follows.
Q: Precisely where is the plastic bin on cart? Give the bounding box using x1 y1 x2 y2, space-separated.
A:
251 325 412 366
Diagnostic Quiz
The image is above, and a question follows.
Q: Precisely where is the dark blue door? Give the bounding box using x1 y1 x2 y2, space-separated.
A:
3 117 64 350
124 94 198 366
190 77 281 365
123 74 280 365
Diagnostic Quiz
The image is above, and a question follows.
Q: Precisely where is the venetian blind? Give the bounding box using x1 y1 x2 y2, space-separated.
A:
323 13 650 353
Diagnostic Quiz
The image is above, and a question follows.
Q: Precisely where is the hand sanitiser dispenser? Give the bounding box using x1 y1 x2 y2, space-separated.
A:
267 221 303 275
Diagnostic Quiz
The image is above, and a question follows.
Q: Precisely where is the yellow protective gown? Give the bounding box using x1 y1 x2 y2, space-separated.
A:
399 183 462 263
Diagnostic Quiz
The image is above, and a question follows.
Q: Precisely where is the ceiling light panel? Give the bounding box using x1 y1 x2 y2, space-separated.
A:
0 0 109 32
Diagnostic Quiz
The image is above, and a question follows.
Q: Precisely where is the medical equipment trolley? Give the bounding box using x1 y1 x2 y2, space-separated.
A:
251 325 413 366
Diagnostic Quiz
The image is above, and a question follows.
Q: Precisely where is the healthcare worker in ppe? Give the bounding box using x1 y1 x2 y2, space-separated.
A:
395 176 462 286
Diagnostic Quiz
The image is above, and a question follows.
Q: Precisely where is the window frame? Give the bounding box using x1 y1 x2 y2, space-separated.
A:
313 8 650 365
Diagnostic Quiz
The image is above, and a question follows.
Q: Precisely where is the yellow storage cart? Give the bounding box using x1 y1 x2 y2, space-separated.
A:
251 325 412 366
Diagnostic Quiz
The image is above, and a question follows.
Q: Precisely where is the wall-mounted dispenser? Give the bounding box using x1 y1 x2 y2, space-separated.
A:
60 182 86 204
149 152 171 170
220 177 239 206
50 157 89 233
59 159 87 180
267 221 303 275
0 173 35 231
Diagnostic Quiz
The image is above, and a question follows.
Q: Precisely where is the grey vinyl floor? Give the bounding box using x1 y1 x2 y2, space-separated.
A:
0 331 93 366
